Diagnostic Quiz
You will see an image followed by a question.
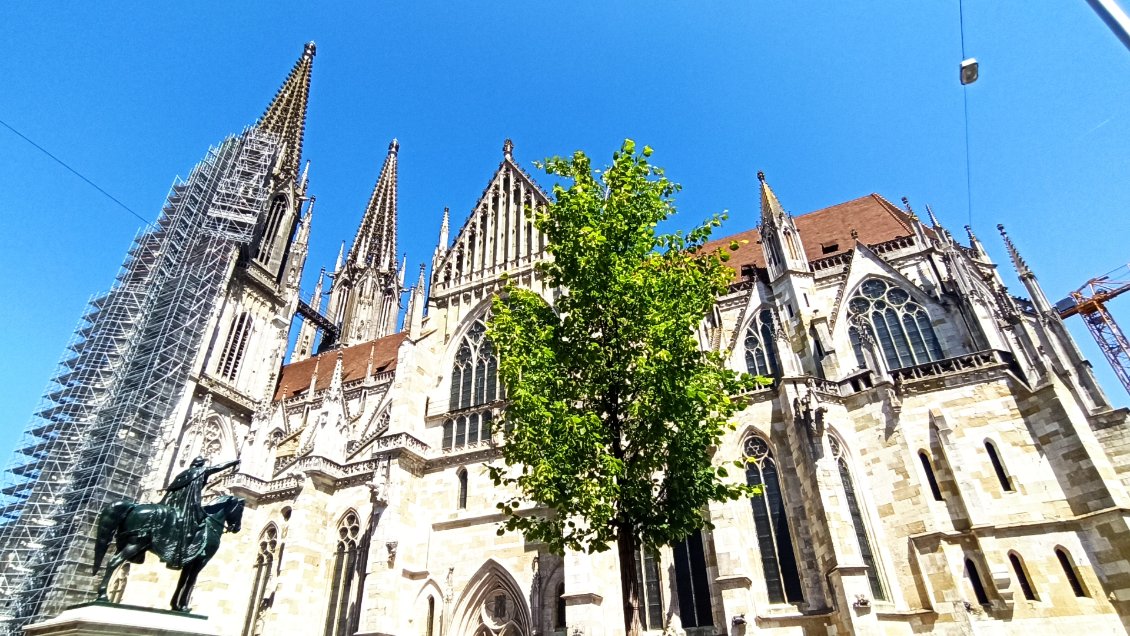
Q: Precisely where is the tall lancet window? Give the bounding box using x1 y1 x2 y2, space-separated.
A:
847 278 943 370
744 308 780 378
672 531 714 628
443 320 501 451
255 196 289 263
324 511 362 636
829 435 886 601
218 312 253 381
243 524 280 636
743 434 803 604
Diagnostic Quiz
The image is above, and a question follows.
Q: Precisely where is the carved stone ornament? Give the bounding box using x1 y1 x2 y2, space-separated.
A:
794 380 827 442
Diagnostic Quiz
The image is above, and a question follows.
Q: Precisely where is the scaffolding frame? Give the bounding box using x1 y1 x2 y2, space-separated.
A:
0 128 278 632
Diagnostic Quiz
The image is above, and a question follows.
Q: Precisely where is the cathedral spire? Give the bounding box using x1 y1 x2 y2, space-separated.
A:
258 42 316 181
997 224 1031 279
348 139 399 271
757 170 788 227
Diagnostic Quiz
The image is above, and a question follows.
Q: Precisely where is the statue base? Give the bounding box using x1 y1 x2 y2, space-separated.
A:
24 601 218 636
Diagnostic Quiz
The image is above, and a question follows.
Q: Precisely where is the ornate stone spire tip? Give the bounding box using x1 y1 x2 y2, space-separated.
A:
757 170 766 183
304 41 317 58
503 138 514 159
389 138 399 154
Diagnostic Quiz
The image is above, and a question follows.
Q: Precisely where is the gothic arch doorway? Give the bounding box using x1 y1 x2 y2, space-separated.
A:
452 560 531 636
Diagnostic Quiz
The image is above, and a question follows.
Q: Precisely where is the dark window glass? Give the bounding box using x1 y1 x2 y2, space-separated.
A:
985 442 1013 492
467 413 480 445
837 456 885 600
457 470 468 509
442 420 453 450
847 279 944 369
672 531 714 628
447 320 502 450
1009 553 1037 601
966 558 990 604
919 451 943 501
426 597 435 636
455 416 467 447
255 196 288 262
555 582 566 628
744 309 780 377
744 436 803 604
633 547 663 629
243 525 279 636
324 513 361 636
219 312 253 381
1056 549 1088 597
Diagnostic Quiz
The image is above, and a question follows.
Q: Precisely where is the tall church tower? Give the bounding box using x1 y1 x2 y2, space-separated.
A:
0 44 318 632
326 140 403 346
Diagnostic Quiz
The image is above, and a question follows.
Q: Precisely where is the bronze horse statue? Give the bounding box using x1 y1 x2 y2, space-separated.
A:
93 494 244 612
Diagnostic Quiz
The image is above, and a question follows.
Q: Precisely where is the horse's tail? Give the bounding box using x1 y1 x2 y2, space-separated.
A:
92 501 133 575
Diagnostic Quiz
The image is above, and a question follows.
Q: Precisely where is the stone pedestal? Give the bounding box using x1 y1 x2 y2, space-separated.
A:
23 602 218 636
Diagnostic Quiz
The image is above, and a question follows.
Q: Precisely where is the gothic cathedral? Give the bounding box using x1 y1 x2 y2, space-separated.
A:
8 44 1130 636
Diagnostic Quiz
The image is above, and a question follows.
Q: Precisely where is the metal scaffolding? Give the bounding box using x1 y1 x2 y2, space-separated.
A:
0 127 278 632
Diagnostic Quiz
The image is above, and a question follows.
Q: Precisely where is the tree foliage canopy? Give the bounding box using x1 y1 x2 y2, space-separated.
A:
487 140 757 557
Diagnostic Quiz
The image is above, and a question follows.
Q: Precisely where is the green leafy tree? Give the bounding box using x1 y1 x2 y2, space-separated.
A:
487 140 758 636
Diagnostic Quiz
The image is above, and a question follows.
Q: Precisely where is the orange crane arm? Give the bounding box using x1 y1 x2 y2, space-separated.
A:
1056 264 1130 394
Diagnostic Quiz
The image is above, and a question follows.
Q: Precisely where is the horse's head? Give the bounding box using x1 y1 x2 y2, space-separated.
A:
204 495 246 533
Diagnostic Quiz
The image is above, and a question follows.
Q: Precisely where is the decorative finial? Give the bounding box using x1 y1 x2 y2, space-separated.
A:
901 196 919 220
850 228 859 240
389 138 399 154
997 224 1031 275
925 203 942 228
304 41 317 58
503 138 514 160
757 170 766 183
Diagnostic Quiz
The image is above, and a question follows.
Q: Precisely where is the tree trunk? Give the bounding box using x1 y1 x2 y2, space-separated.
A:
616 522 643 636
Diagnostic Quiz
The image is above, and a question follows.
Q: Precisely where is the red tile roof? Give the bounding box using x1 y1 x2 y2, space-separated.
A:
275 332 407 400
704 194 916 280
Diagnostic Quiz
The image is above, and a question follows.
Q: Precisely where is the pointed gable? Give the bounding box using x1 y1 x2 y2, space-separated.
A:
706 194 916 281
432 140 550 295
258 42 316 180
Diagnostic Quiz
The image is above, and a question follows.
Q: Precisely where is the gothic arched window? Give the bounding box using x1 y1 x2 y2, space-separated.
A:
829 435 886 601
255 196 289 263
633 547 663 630
1056 548 1089 597
243 524 280 636
918 451 944 501
966 558 990 604
847 278 943 370
985 441 1014 492
744 309 780 378
743 435 803 604
324 511 362 636
218 311 253 381
457 468 469 510
672 530 714 628
443 320 500 451
555 582 566 629
1009 552 1038 601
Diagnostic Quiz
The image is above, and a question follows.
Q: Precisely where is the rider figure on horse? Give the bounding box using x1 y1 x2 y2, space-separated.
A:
161 456 240 567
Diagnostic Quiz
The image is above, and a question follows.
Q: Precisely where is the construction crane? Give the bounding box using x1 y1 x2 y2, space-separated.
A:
1055 263 1130 394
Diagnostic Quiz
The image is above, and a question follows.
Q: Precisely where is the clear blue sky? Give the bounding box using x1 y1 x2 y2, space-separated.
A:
1 2 1127 463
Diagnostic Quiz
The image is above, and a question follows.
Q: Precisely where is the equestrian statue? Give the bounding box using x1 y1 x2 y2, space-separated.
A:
93 457 244 612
